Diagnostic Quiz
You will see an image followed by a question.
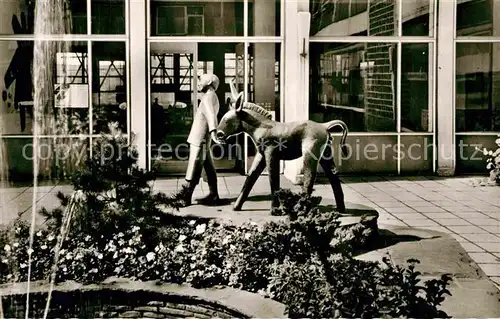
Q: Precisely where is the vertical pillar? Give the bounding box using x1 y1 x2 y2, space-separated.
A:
130 0 147 169
436 0 455 176
490 2 500 131
253 0 275 109
283 0 309 184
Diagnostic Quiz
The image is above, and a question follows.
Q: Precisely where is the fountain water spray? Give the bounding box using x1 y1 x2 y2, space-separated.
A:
26 0 72 318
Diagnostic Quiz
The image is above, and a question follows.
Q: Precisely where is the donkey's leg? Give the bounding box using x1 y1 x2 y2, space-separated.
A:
302 151 319 197
233 152 266 211
265 151 281 208
319 144 346 213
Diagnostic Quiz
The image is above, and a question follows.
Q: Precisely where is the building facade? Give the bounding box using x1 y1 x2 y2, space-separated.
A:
0 0 498 181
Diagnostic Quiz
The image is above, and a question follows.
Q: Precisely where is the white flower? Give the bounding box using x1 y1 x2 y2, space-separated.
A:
36 231 42 237
178 234 187 242
146 252 155 262
174 245 185 253
27 248 34 255
244 233 251 240
123 247 133 254
189 220 196 226
117 232 124 238
90 268 98 273
1 259 8 264
20 263 27 269
97 253 103 259
62 267 67 272
132 226 140 233
12 242 19 248
47 235 55 241
222 235 232 245
3 245 11 252
75 253 83 260
40 245 47 250
85 235 91 242
65 252 73 260
194 224 206 235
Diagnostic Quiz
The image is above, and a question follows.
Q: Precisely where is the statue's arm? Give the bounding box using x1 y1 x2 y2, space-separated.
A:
201 93 218 133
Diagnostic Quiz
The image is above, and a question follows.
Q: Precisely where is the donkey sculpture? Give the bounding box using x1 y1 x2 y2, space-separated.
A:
216 91 349 213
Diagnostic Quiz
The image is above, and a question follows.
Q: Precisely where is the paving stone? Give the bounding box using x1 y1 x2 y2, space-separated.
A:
490 276 500 287
467 218 500 226
404 200 435 207
384 206 417 213
424 226 454 234
453 212 489 219
376 201 408 208
478 264 500 277
460 242 485 253
468 253 500 263
434 218 472 226
414 206 447 213
450 233 467 242
480 225 500 234
423 212 457 219
461 233 500 243
446 225 489 234
476 243 500 253
481 212 500 220
404 219 439 227
388 213 426 220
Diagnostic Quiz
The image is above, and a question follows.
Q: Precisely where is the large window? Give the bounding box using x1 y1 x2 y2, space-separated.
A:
0 0 128 180
148 0 283 174
455 0 500 173
309 0 435 174
150 0 281 37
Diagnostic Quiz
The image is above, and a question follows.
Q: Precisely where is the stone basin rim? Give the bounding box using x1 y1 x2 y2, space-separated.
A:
0 278 286 318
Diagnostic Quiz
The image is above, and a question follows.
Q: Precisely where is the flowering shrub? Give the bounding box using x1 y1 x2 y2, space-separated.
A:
476 135 500 185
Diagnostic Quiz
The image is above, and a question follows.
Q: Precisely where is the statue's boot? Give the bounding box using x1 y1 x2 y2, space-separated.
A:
196 148 221 206
173 145 204 207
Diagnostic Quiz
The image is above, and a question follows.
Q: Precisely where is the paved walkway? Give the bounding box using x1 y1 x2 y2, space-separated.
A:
1 175 499 287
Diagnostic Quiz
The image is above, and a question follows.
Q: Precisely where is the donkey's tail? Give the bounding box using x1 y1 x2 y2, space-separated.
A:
323 120 349 157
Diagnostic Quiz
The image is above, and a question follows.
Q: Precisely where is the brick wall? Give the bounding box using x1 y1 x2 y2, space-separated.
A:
365 0 396 131
2 289 249 318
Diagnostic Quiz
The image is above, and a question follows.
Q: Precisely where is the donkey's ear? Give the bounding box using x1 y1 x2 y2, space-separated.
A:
235 92 244 113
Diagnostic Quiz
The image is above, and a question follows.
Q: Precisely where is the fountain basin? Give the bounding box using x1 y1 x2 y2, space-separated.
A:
0 278 285 318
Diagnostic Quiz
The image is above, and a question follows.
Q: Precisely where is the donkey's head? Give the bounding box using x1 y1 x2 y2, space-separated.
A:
216 91 245 142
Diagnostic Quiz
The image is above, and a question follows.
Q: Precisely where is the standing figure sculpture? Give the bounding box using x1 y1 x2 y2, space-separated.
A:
215 85 349 213
175 74 223 207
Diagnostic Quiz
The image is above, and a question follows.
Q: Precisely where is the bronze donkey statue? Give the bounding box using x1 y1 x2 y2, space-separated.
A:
216 89 349 213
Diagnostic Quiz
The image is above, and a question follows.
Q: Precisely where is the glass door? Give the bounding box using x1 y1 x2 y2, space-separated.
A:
148 42 240 175
149 42 197 174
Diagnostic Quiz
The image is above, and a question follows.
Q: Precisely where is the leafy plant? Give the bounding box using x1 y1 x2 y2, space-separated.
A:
476 135 500 185
40 123 185 245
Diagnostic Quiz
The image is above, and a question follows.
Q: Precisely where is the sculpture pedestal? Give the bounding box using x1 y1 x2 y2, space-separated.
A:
171 194 379 250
